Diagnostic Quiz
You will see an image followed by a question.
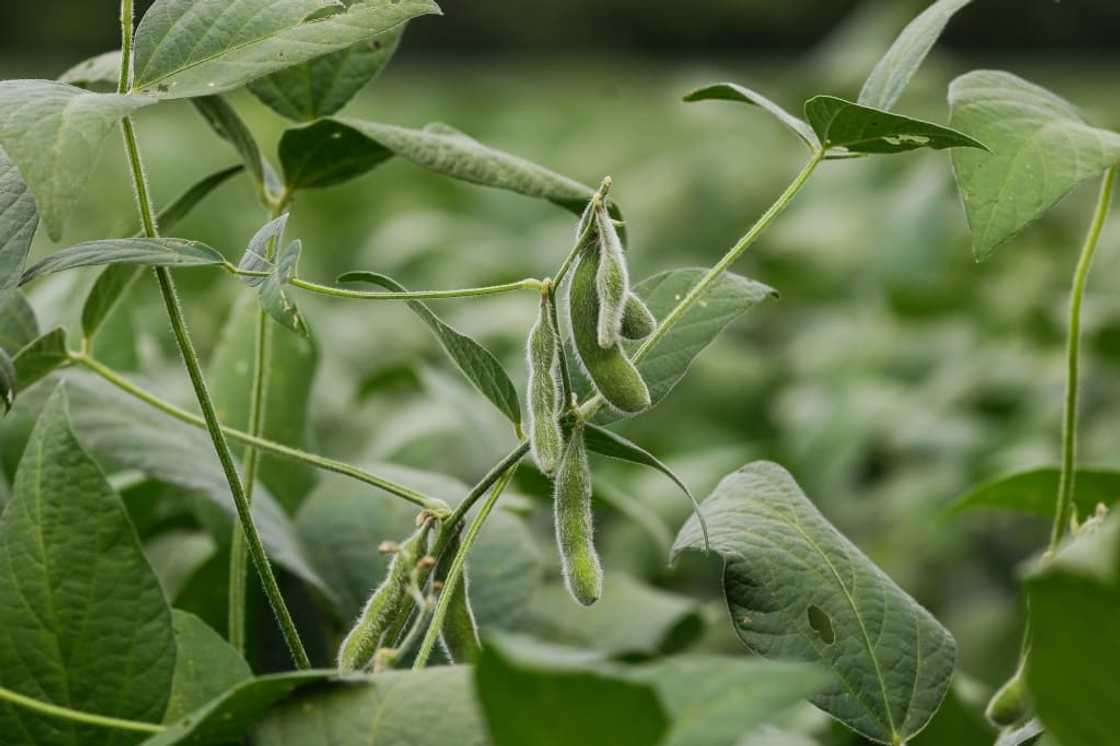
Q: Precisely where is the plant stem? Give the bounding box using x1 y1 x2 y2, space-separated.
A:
288 277 543 301
444 441 530 532
413 464 519 669
117 0 134 94
1049 167 1116 551
0 685 164 735
71 353 448 513
116 0 308 668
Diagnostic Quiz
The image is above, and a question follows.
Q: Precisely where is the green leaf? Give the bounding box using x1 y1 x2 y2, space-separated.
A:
0 348 14 414
994 720 1045 746
1026 514 1120 746
164 610 252 723
683 83 819 150
859 0 973 112
278 118 394 190
0 80 154 240
237 215 310 336
12 327 70 394
59 50 124 90
248 17 406 121
191 96 270 192
0 290 39 353
672 461 957 745
250 667 487 745
948 70 1120 260
132 0 441 99
340 271 522 428
143 671 332 746
0 387 175 744
0 148 38 290
951 467 1120 518
21 238 226 284
805 95 985 155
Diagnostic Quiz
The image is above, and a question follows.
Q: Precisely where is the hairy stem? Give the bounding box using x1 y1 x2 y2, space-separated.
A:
0 685 164 735
1050 167 1116 551
289 277 543 300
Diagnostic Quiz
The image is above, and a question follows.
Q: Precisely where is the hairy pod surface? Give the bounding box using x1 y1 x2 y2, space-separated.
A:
553 422 603 606
620 292 656 341
569 239 651 414
594 202 629 348
435 532 482 664
337 524 428 672
526 294 565 474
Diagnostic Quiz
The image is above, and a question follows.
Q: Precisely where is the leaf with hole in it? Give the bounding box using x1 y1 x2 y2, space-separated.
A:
12 327 69 394
1026 514 1120 746
132 0 441 99
948 70 1120 260
339 271 521 429
248 13 406 121
59 50 124 90
0 80 154 240
672 461 957 745
951 467 1120 518
0 387 176 744
805 95 985 155
164 610 252 723
0 148 38 290
684 83 819 150
859 0 973 112
21 238 225 284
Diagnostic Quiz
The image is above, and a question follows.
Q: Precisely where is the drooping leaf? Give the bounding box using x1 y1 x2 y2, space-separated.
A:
1026 514 1120 746
339 271 522 428
951 467 1120 518
21 238 226 284
164 610 252 723
859 0 973 112
248 15 406 121
805 95 985 155
673 461 957 745
59 50 124 90
0 290 38 352
0 387 175 744
948 70 1120 260
142 671 332 746
132 0 441 99
0 80 154 240
0 148 38 290
12 327 70 394
249 667 487 745
191 96 270 192
684 83 819 150
0 348 14 414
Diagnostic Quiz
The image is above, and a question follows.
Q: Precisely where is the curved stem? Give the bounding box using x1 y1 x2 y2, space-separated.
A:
71 353 448 513
444 441 530 532
289 277 543 301
0 686 164 735
1049 167 1116 551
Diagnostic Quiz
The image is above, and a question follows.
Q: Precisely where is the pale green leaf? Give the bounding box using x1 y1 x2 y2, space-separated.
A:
673 461 957 745
951 467 1120 518
0 148 38 290
164 610 252 723
12 327 70 394
132 0 441 99
0 290 38 353
0 387 175 745
948 70 1120 260
0 80 154 240
59 50 124 90
684 83 819 150
805 95 985 155
859 0 973 112
237 217 310 337
994 720 1044 746
21 238 225 284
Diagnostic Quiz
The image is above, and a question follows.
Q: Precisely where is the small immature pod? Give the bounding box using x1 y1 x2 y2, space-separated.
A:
436 532 482 664
985 661 1030 727
620 293 656 341
553 421 603 606
526 289 565 474
337 524 429 672
594 202 629 348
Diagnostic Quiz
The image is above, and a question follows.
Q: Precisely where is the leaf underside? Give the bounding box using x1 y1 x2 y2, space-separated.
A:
805 95 986 155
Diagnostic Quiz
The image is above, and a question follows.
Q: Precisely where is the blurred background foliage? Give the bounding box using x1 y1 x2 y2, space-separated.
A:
2 1 1120 743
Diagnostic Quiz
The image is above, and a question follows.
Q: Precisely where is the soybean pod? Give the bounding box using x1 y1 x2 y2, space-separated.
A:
594 201 630 348
553 420 602 606
620 293 656 341
526 287 565 473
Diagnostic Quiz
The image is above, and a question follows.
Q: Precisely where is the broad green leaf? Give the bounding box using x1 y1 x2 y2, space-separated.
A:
340 271 522 428
683 83 819 150
0 290 38 352
0 348 14 414
132 0 441 99
164 610 252 723
210 295 319 510
278 118 394 190
143 671 332 746
248 16 406 121
948 70 1120 260
1026 514 1120 746
0 80 154 240
805 95 985 155
951 467 1120 518
191 96 269 192
0 387 175 744
12 327 70 394
250 667 487 745
859 0 973 112
59 50 124 90
673 461 957 745
0 148 38 290
21 238 225 284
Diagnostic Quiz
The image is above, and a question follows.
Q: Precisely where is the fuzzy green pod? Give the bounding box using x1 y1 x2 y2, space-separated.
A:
620 293 656 341
337 525 428 672
553 421 602 606
594 202 629 348
569 238 651 414
986 661 1031 727
435 532 482 664
526 292 565 474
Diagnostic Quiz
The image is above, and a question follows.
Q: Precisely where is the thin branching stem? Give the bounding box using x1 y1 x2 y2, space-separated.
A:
288 277 543 300
0 685 164 735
